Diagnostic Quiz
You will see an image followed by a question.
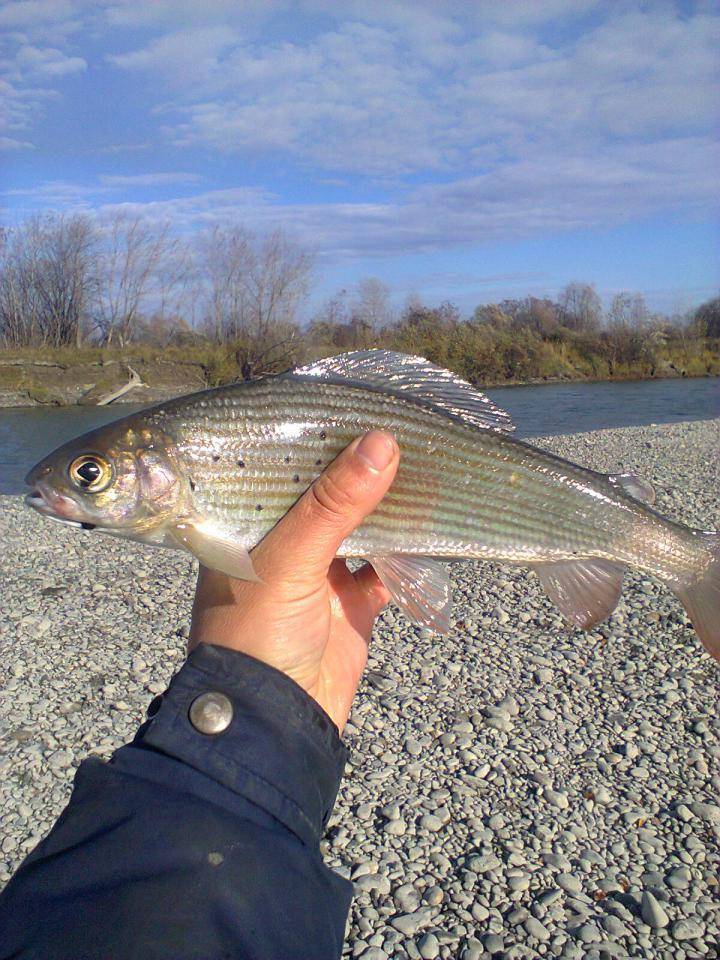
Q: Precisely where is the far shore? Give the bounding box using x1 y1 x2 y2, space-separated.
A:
1 350 717 410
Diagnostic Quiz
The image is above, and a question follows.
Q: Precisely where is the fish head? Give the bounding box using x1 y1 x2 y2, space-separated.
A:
24 419 187 536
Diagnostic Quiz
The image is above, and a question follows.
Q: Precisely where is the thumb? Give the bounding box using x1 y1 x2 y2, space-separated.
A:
253 431 399 583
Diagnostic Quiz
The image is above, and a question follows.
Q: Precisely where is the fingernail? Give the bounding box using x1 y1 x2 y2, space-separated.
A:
355 431 396 472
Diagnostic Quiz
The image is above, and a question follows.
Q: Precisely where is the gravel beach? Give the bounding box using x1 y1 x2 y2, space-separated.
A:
1 418 718 959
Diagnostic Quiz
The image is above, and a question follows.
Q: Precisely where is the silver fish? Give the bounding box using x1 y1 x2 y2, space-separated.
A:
25 350 719 660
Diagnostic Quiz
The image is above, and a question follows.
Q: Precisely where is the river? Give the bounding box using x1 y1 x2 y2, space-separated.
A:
1 376 717 495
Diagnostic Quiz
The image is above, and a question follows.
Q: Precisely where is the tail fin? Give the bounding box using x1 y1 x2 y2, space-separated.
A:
674 532 720 663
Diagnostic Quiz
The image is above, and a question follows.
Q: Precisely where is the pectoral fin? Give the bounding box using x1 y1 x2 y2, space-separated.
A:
532 558 625 629
368 554 452 633
172 520 262 582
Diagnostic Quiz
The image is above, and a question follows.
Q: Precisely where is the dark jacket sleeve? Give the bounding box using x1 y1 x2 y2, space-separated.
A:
0 644 353 960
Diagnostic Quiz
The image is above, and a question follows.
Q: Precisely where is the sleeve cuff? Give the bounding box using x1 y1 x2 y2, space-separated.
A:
131 644 347 847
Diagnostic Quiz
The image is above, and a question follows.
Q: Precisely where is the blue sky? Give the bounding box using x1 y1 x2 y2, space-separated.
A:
1 0 718 316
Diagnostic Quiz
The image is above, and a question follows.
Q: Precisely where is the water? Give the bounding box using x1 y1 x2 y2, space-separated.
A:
1 377 717 495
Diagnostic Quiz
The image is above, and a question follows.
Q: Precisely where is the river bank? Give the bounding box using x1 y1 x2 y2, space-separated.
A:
0 345 717 408
1 418 718 958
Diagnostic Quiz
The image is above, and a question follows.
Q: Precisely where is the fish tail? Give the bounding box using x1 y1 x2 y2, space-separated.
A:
672 531 720 662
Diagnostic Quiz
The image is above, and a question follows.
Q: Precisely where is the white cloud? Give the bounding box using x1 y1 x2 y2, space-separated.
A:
99 172 203 187
107 25 238 85
0 0 77 29
10 126 714 259
100 3 719 187
2 1 718 265
0 135 34 150
15 44 86 77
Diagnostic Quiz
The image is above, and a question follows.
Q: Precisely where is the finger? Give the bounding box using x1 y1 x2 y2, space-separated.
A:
254 431 399 583
352 562 392 618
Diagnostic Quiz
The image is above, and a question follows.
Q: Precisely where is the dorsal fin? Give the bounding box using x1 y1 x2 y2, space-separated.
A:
292 350 515 433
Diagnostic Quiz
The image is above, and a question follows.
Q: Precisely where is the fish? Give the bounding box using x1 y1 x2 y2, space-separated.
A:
24 350 719 661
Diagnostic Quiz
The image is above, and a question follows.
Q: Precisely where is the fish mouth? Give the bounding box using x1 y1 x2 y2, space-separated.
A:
24 490 96 530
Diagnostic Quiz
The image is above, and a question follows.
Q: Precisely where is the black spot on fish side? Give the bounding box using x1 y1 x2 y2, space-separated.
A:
255 504 263 512
320 431 326 441
189 479 196 491
293 474 300 483
212 454 220 463
237 460 245 468
284 455 291 463
315 459 322 466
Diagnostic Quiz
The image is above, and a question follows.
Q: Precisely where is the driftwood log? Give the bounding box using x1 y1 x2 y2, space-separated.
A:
94 366 145 405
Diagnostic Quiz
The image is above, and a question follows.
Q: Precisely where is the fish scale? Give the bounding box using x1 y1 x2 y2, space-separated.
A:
24 350 719 659
155 376 679 568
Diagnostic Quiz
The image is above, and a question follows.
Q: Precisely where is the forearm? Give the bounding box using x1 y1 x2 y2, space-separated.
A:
0 645 352 960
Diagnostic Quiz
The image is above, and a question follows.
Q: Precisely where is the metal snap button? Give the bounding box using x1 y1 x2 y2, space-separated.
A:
189 691 233 735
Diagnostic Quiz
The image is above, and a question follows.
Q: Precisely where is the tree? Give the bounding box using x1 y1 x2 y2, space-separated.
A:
92 212 181 347
500 297 559 337
199 227 312 378
0 214 95 347
607 291 650 329
691 296 720 338
558 282 602 332
352 277 392 330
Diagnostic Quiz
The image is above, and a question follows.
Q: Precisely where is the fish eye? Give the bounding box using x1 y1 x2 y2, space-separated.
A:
69 455 112 493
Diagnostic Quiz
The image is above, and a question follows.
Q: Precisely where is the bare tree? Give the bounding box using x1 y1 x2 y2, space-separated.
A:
558 282 602 332
602 292 654 373
0 214 95 347
92 212 182 347
199 226 312 378
0 224 43 347
37 214 95 347
607 291 650 329
352 277 392 330
690 295 720 338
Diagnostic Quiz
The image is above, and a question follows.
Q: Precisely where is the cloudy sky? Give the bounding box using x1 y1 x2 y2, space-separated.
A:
1 0 718 314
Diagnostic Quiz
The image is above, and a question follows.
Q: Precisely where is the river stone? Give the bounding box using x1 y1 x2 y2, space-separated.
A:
524 917 551 941
689 801 720 824
601 915 629 938
640 891 669 929
390 908 434 937
383 819 407 837
467 854 501 873
355 874 391 895
545 788 569 809
419 814 444 832
417 932 440 959
557 873 582 895
670 918 704 941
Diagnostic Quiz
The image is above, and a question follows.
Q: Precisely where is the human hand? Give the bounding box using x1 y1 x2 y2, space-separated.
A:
189 431 400 733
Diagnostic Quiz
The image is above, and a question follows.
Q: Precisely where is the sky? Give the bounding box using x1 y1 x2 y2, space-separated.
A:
1 0 719 316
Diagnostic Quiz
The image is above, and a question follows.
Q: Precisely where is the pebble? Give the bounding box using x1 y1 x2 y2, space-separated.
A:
690 801 720 824
601 915 629 938
524 917 551 941
390 908 434 937
417 932 440 959
467 854 501 873
670 918 704 941
557 874 582 895
2 420 719 958
640 890 670 929
544 788 569 810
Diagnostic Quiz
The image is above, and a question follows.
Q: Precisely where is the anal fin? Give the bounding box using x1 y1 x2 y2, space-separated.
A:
532 558 625 629
368 554 452 633
172 520 261 582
